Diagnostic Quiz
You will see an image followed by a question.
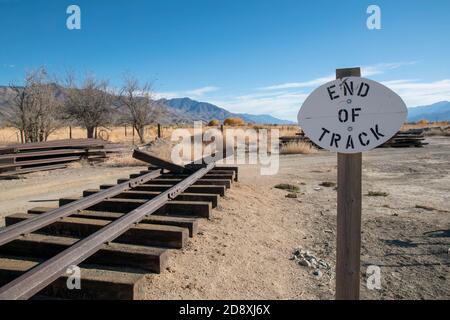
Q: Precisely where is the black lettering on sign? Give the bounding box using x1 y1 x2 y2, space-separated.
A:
338 109 348 123
327 85 340 100
357 82 370 97
330 133 341 148
346 135 355 149
319 128 330 141
358 132 369 146
352 108 361 122
370 124 385 140
343 81 354 96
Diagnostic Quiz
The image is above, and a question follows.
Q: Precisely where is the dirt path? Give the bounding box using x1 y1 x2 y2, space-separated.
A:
144 137 450 300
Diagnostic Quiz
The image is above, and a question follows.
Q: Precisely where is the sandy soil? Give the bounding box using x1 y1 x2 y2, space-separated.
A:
144 136 450 300
0 137 449 299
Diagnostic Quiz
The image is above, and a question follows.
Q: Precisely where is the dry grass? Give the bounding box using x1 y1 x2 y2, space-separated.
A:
103 153 147 168
280 141 317 155
274 183 301 193
401 121 449 131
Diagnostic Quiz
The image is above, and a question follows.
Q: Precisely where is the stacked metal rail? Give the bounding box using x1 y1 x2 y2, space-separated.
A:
380 129 428 148
280 129 428 149
0 139 119 177
0 149 238 300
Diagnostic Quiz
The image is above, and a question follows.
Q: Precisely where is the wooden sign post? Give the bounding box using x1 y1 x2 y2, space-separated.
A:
335 67 362 300
297 67 408 300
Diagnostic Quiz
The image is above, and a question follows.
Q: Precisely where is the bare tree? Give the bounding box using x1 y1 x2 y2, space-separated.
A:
117 75 163 144
1 67 61 142
63 74 112 138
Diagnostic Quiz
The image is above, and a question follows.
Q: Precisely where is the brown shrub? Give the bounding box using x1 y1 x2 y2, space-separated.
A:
208 119 221 126
280 141 317 155
224 117 245 126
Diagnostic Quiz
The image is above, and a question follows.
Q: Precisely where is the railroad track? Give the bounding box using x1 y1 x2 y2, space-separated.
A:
0 149 238 300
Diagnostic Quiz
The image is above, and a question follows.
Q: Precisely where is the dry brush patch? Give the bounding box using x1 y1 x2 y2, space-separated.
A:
280 141 317 155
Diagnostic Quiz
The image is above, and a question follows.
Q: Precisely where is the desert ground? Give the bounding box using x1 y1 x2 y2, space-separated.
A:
0 136 449 300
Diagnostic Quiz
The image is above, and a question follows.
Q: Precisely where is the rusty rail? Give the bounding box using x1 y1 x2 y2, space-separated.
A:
0 169 162 247
0 163 214 300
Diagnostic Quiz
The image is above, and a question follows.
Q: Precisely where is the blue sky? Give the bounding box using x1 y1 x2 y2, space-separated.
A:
1 0 450 120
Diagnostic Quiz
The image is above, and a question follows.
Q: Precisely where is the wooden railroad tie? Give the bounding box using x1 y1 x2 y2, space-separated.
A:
0 163 238 300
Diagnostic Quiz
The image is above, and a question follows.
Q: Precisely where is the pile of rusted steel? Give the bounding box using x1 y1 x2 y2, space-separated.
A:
0 149 238 300
280 129 428 149
380 129 428 148
0 139 119 177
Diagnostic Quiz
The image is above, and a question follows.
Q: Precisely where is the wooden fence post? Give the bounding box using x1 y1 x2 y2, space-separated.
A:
157 123 161 139
335 67 362 300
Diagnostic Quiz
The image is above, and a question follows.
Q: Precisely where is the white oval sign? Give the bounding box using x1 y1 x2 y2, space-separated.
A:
297 77 408 153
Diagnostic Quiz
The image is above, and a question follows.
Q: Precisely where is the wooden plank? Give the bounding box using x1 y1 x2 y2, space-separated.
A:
112 182 227 196
132 149 187 173
0 257 146 300
0 233 168 273
0 164 68 177
129 177 231 188
212 166 238 181
0 149 88 161
27 207 199 237
0 155 82 169
5 213 188 249
335 67 362 300
82 189 219 208
158 173 234 180
59 197 212 218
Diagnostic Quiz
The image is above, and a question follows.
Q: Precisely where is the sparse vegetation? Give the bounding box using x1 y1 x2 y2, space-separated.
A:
417 119 429 125
223 117 245 126
1 67 61 142
367 191 389 197
104 153 147 167
320 182 336 188
280 141 317 155
117 75 164 144
415 204 436 211
208 119 220 126
63 73 113 139
274 183 300 193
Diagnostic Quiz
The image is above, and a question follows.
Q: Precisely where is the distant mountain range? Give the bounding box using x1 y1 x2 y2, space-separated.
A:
407 101 450 122
159 97 294 124
0 85 293 125
1 85 449 124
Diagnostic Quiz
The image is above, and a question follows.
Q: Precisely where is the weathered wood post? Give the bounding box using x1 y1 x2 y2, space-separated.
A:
69 126 72 139
335 66 363 300
298 66 407 301
124 125 127 137
157 123 162 139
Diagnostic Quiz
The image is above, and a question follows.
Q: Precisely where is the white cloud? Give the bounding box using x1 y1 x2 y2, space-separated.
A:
363 61 417 77
382 79 450 107
155 86 220 100
259 61 417 91
186 86 219 97
210 91 309 121
153 62 449 121
259 76 334 91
